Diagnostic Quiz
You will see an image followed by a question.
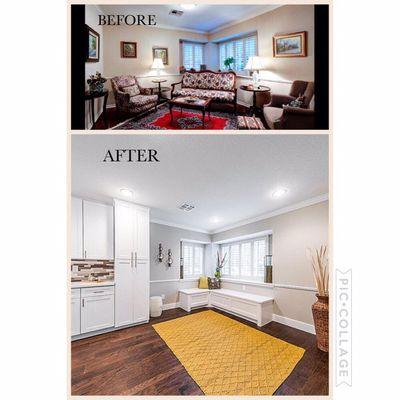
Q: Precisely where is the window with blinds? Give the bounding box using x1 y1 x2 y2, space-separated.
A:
220 236 270 281
182 41 204 70
219 34 257 73
182 242 204 277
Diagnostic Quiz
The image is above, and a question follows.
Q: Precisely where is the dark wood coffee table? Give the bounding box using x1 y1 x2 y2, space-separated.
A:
169 97 212 128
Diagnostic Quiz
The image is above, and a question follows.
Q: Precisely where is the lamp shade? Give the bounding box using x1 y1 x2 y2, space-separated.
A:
151 58 165 69
244 56 265 71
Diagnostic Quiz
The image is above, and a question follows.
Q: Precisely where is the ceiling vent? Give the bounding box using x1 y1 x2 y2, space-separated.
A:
179 203 195 211
169 9 184 17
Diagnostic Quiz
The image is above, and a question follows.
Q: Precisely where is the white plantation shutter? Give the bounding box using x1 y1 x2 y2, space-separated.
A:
220 236 269 281
221 245 230 276
253 239 266 278
182 242 204 277
240 242 252 276
182 41 204 70
219 34 258 72
230 244 240 276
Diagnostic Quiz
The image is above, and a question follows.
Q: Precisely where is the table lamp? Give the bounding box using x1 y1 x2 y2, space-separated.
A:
151 58 165 78
245 56 265 88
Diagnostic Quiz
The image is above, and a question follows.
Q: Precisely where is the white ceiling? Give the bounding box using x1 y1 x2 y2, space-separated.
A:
97 4 280 34
71 135 328 234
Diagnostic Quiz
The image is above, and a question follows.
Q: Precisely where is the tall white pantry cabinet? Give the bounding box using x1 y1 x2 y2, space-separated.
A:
114 199 150 327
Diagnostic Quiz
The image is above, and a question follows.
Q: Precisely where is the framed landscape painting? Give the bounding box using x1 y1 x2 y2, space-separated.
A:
273 31 307 57
86 26 100 62
121 41 137 58
153 47 169 65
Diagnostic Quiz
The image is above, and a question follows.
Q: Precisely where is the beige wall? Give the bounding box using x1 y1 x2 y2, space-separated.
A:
209 5 315 83
212 201 328 325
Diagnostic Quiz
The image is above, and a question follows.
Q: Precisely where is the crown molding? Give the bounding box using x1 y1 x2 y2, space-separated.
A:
210 194 329 235
150 218 211 235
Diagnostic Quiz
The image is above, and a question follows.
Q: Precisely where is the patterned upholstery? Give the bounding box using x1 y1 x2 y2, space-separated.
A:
111 75 158 115
173 71 237 108
173 88 235 101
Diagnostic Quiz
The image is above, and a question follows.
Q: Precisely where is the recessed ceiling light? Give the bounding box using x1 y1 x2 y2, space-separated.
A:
120 188 133 198
271 188 288 198
180 4 197 10
210 216 220 224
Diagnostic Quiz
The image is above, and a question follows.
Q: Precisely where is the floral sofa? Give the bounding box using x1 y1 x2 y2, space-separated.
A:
171 70 237 112
110 75 158 116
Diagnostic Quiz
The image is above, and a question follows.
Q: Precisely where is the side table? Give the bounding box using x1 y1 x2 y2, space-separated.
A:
84 89 109 128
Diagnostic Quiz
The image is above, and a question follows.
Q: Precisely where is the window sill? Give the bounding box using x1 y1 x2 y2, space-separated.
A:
221 278 274 288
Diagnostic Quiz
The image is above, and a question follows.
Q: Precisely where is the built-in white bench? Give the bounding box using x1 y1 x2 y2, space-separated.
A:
179 288 274 327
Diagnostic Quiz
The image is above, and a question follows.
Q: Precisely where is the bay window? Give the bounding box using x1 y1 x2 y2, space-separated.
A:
181 41 204 70
182 241 205 278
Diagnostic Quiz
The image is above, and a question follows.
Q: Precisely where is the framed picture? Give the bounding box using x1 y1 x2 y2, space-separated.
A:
152 47 169 65
273 31 307 58
86 26 100 62
121 41 137 58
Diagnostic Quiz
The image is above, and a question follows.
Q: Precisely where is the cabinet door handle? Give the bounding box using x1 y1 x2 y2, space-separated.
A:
131 252 133 268
93 291 104 294
135 252 137 268
84 250 87 259
82 299 85 307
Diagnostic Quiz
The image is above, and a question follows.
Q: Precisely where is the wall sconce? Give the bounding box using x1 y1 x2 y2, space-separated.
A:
158 243 164 262
167 249 173 267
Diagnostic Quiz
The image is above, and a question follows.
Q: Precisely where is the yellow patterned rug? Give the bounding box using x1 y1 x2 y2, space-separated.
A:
153 310 305 395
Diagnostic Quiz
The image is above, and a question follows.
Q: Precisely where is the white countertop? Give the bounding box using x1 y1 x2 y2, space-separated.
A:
71 281 115 289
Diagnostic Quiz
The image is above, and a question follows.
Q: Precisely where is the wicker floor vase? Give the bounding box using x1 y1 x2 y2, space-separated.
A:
312 295 329 352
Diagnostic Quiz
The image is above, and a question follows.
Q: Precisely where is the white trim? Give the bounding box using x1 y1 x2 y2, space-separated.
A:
236 75 292 85
213 229 272 244
180 238 211 245
151 218 210 234
272 314 316 335
274 283 317 292
150 278 199 284
210 194 329 234
208 5 282 34
221 278 273 288
162 302 180 310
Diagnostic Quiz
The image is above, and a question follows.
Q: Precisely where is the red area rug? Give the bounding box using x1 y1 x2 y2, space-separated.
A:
113 104 238 130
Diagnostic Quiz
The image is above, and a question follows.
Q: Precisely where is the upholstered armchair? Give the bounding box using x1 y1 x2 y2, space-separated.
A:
110 75 158 117
263 80 315 129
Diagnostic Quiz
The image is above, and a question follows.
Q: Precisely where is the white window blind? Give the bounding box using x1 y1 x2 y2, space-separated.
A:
219 34 257 73
219 236 269 281
182 242 204 277
182 41 204 70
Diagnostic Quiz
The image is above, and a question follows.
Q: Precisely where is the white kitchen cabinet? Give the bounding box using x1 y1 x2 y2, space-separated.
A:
135 206 150 260
114 200 149 260
133 259 150 323
71 197 83 259
114 199 150 328
71 289 81 336
83 200 113 259
114 200 136 260
114 259 135 327
81 287 115 333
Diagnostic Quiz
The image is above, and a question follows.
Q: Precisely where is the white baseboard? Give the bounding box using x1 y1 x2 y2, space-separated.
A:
272 314 315 334
162 302 180 310
160 302 315 335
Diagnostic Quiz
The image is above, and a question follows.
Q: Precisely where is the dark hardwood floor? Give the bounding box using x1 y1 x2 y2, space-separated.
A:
71 308 328 396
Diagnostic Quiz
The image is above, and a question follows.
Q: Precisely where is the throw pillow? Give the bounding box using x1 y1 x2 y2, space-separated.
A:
198 276 209 289
122 85 140 97
208 277 221 290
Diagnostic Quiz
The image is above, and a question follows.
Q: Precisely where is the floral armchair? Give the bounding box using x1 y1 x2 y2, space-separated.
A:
110 75 158 116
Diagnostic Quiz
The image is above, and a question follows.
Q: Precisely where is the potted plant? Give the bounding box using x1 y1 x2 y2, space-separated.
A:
308 245 329 352
223 57 235 71
87 71 107 93
215 251 227 279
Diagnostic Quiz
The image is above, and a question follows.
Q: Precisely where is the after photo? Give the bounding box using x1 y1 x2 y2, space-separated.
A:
70 134 329 396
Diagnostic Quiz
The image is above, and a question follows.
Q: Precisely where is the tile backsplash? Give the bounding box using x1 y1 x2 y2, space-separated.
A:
71 260 114 282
